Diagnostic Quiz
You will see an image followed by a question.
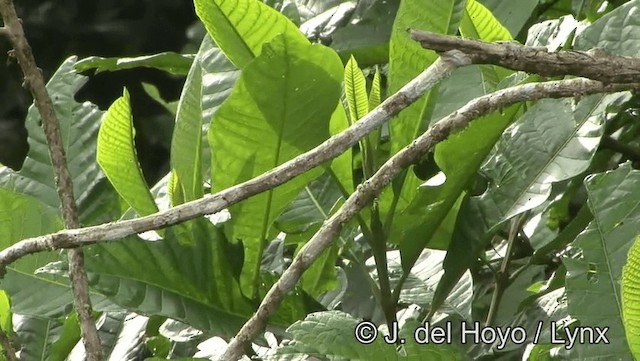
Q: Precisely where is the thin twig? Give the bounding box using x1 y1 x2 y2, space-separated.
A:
0 52 467 270
220 78 640 360
0 1 103 359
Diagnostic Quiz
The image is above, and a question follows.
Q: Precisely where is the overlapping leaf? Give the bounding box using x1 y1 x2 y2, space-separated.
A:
209 34 343 296
563 163 638 359
268 311 465 360
194 0 307 69
97 88 158 217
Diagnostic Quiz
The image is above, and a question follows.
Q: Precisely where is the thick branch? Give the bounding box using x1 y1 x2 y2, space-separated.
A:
220 78 640 360
0 2 102 359
409 29 640 84
0 51 469 271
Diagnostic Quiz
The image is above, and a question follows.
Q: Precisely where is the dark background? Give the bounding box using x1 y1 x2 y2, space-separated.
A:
0 0 199 183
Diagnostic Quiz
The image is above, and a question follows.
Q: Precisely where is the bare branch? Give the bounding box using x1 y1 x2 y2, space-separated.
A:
409 29 640 84
220 78 640 360
0 326 17 361
0 1 102 359
0 51 469 271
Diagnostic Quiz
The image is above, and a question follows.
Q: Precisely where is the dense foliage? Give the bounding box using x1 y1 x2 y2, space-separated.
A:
1 0 640 360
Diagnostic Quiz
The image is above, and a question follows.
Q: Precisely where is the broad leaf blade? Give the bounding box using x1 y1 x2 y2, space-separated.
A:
563 163 639 359
170 52 204 203
194 0 307 69
270 311 465 360
0 57 110 223
0 188 75 318
97 88 158 217
209 34 343 296
388 0 466 155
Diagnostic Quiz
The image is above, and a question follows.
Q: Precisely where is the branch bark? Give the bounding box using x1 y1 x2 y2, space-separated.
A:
410 29 640 83
0 51 469 271
0 2 102 359
0 326 17 361
220 78 640 360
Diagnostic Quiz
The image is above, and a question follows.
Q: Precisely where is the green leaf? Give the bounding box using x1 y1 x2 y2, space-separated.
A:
459 0 513 87
13 316 65 361
97 88 158 217
270 311 465 360
398 96 521 267
0 291 11 336
66 312 146 360
563 163 639 359
0 188 80 318
48 313 80 361
84 223 257 338
0 57 110 223
209 34 343 296
75 52 195 75
388 0 466 155
344 55 369 122
194 0 307 69
481 95 622 222
275 173 343 235
183 34 242 184
431 92 626 321
368 68 382 110
574 0 640 57
623 236 640 359
275 173 344 298
385 250 473 320
460 0 512 41
170 51 204 203
329 102 354 194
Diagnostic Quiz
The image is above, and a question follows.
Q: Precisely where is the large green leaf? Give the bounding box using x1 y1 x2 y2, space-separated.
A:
573 0 640 57
80 175 305 338
459 0 513 88
432 92 627 322
13 315 65 361
388 0 466 155
97 88 158 217
194 0 307 69
461 0 512 41
0 188 72 318
0 57 111 223
623 236 640 359
563 163 639 359
209 34 343 296
268 311 465 360
479 95 623 222
170 48 204 203
84 222 256 338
